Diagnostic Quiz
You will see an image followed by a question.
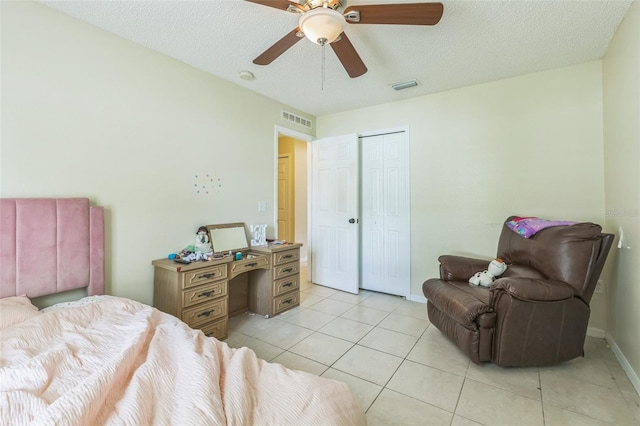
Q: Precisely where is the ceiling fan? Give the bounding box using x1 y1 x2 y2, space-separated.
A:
246 0 444 78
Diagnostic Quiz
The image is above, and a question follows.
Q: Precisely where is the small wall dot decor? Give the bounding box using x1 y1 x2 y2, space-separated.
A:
194 173 222 195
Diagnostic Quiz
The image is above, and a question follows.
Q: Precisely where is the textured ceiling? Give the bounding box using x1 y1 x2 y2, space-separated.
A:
40 0 632 117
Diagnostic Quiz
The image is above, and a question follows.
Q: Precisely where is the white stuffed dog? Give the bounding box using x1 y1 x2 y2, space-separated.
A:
469 258 508 287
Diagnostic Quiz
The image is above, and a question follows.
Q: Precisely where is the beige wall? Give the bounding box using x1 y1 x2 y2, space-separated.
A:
0 1 313 304
317 61 607 320
603 0 640 392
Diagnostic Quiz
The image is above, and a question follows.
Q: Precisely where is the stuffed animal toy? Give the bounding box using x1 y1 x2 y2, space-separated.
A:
183 250 212 262
194 226 212 254
469 258 508 287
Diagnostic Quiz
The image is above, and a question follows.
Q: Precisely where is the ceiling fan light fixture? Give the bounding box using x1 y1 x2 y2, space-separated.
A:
299 8 345 45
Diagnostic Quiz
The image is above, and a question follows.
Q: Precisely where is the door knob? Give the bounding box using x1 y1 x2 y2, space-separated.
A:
348 218 359 224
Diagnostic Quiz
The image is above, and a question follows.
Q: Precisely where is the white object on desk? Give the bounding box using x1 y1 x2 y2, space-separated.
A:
250 224 267 246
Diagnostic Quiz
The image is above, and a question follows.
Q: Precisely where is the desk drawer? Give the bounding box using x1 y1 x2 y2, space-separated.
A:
273 275 300 297
182 265 227 290
182 298 227 328
273 248 300 266
273 291 299 315
273 262 299 280
201 317 227 340
182 280 228 309
230 256 269 277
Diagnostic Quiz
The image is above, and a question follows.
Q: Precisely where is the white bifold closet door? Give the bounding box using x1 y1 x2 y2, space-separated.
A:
360 131 410 297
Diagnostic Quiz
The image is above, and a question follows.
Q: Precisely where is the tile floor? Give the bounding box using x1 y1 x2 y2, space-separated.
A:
225 267 640 425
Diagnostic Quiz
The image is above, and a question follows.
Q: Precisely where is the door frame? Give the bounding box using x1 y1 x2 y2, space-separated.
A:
274 126 313 262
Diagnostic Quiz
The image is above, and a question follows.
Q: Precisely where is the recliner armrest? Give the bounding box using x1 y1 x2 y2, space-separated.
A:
438 255 490 281
490 277 575 303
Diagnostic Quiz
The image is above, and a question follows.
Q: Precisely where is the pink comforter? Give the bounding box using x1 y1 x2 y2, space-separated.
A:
0 297 366 425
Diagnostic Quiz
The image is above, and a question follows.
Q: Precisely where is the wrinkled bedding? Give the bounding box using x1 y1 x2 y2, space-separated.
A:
0 297 366 425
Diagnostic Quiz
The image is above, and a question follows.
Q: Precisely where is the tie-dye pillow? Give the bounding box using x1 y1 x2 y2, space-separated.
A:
506 217 578 238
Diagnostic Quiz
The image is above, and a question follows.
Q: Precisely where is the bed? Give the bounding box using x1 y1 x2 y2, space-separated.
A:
0 198 366 425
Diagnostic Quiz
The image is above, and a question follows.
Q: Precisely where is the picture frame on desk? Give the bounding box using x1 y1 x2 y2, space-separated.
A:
250 224 268 246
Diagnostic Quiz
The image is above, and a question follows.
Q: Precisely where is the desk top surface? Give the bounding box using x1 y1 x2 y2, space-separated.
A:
250 242 302 254
152 242 302 272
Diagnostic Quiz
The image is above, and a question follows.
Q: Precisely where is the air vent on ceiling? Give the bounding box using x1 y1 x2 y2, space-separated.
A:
282 110 312 129
391 79 420 91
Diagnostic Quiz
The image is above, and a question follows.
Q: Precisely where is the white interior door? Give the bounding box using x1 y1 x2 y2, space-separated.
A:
311 133 359 294
361 131 410 297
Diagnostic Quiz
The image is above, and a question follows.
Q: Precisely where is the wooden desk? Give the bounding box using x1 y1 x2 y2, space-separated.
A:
152 243 301 340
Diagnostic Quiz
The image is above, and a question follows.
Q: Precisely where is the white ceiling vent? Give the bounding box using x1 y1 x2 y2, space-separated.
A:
282 110 312 129
391 79 420 91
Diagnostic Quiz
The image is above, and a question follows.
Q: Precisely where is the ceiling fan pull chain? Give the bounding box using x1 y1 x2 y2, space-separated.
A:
321 40 326 91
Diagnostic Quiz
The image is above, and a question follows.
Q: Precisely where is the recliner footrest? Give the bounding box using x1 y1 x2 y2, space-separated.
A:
423 279 493 328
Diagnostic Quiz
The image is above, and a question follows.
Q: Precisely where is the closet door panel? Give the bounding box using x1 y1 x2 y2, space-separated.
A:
361 132 410 297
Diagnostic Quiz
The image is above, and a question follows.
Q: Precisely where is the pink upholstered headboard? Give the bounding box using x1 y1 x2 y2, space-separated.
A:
0 198 104 298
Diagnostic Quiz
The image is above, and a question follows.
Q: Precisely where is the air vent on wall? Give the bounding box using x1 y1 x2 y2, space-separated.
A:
282 110 312 129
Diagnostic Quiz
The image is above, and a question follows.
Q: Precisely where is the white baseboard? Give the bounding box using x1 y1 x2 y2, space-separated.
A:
587 327 606 338
408 294 427 304
606 332 640 396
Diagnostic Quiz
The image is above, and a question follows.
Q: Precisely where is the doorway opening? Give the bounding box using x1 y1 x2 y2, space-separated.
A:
274 126 311 263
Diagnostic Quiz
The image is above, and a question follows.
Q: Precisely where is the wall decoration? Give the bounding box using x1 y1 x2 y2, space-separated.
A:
194 173 222 195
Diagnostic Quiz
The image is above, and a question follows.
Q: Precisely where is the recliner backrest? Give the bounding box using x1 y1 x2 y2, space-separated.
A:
496 216 612 303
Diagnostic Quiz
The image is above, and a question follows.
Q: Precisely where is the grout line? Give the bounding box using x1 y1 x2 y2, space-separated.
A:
451 376 466 425
538 368 546 425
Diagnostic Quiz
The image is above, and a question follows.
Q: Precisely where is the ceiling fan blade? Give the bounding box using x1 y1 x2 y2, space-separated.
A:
253 28 303 65
245 0 298 12
344 3 444 25
330 32 367 78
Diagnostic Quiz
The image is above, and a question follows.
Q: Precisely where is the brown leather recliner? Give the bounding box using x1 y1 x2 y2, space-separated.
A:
422 217 614 367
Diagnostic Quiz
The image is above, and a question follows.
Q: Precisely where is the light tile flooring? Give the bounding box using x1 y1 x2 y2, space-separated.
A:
225 267 640 425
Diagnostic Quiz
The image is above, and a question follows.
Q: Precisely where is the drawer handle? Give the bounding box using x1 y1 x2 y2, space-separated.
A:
282 254 293 259
282 299 293 305
282 268 293 273
198 273 215 279
197 291 213 298
245 262 257 268
197 309 216 318
282 282 293 288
